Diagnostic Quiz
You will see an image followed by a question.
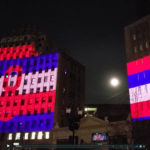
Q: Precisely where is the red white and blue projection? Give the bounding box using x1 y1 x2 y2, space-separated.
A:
127 55 150 121
0 44 58 132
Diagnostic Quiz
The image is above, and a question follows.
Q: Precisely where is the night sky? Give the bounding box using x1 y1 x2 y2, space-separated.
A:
0 0 147 104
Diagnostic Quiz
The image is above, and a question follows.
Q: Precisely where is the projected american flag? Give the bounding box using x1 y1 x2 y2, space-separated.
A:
127 55 150 121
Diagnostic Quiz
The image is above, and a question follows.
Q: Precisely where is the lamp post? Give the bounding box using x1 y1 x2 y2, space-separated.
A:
66 107 83 144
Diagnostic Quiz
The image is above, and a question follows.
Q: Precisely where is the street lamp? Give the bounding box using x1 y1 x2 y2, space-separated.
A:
66 107 83 144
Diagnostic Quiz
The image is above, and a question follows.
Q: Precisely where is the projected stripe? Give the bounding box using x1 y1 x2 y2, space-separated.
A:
0 112 54 133
128 70 150 88
0 90 56 121
0 68 58 96
0 53 58 76
129 83 150 104
127 55 150 75
130 100 150 119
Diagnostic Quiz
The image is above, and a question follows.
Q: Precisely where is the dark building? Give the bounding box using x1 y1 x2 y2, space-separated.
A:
0 27 85 148
125 15 150 148
125 15 150 62
84 104 130 122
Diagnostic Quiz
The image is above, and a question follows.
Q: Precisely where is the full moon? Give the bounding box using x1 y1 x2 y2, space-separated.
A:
110 78 119 87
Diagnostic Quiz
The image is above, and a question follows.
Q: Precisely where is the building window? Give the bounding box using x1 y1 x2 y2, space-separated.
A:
39 69 42 73
1 91 5 96
31 132 36 140
3 82 7 87
133 34 136 40
37 132 43 140
45 67 48 72
8 91 12 96
48 107 51 113
34 60 37 66
30 88 34 94
19 110 23 116
32 70 36 74
38 78 41 83
13 101 17 106
134 46 137 53
140 44 143 51
48 96 52 102
44 76 48 82
8 133 13 140
36 88 40 93
15 133 21 140
25 71 29 75
50 86 53 90
15 90 19 95
51 66 55 71
21 100 24 106
11 72 16 77
40 59 43 64
6 101 10 106
31 78 36 85
43 87 47 92
22 89 26 95
146 41 149 48
24 133 29 140
10 81 14 87
50 75 54 82
24 79 27 85
45 132 50 139
18 72 22 76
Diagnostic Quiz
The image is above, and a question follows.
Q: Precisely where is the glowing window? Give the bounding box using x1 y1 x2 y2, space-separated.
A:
146 41 149 48
50 75 54 81
133 34 136 40
31 78 36 84
37 132 43 140
15 133 21 140
24 133 29 140
140 44 143 51
134 47 137 53
31 132 36 140
45 132 50 139
8 133 13 140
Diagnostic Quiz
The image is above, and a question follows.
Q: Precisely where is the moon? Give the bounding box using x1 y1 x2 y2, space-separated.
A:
110 78 120 87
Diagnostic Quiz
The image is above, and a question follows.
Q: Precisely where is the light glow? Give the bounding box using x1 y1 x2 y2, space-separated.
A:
31 132 36 140
37 132 43 140
24 133 29 140
45 132 50 139
110 78 119 87
15 133 21 140
8 133 12 140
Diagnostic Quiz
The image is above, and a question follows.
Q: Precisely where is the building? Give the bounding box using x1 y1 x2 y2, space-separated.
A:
125 15 150 148
0 27 85 148
84 104 130 122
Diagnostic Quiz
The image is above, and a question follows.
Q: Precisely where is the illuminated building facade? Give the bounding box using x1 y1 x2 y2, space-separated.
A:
125 15 150 146
0 27 85 146
125 15 150 121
